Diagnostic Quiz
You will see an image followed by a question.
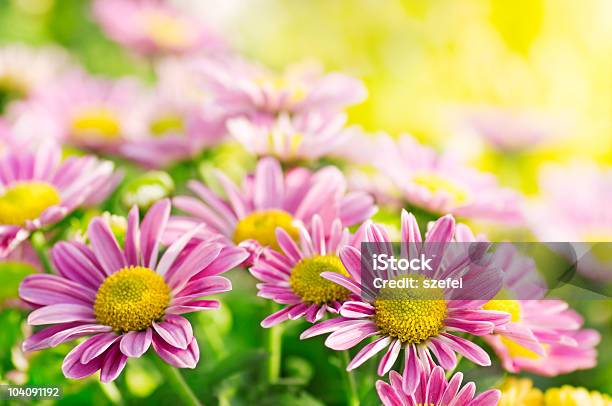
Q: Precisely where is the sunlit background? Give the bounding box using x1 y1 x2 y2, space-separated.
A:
0 0 611 404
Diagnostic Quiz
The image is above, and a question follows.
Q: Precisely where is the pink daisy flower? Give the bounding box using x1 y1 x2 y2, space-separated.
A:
300 211 509 392
19 199 247 382
197 58 366 123
92 0 225 56
228 112 356 163
0 142 120 257
378 134 524 224
13 72 144 154
169 157 376 260
250 215 366 327
377 367 501 406
120 79 226 168
0 44 75 112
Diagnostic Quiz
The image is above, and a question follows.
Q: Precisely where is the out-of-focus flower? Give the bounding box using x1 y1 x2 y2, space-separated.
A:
379 134 524 224
197 58 366 123
0 44 75 112
228 112 355 163
19 200 247 382
120 81 226 168
532 163 612 242
250 215 365 327
377 367 501 406
451 106 565 152
92 0 225 56
301 211 508 390
169 157 376 261
531 163 612 281
0 142 120 257
499 378 612 406
12 72 144 154
329 130 403 207
487 325 600 377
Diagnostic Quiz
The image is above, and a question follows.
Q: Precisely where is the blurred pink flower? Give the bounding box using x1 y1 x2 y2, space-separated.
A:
484 303 600 376
452 106 564 152
532 163 612 241
120 80 227 168
20 200 247 382
0 44 75 112
169 157 375 262
379 134 524 224
531 163 612 281
300 211 508 391
377 367 501 406
0 142 120 257
250 215 366 327
12 72 144 154
228 112 356 162
197 58 366 122
92 0 225 56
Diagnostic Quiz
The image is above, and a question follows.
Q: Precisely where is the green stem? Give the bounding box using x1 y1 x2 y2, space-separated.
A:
99 381 124 405
153 356 202 406
31 231 52 273
265 303 283 384
341 350 360 406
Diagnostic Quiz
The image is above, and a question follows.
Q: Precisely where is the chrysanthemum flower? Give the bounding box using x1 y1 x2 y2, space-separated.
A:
499 378 612 406
0 142 119 257
13 72 143 153
228 112 356 163
197 58 366 122
120 80 226 168
300 211 508 391
0 44 74 112
92 0 225 56
378 134 524 224
250 215 366 327
478 245 600 376
169 157 376 260
19 199 247 382
377 367 501 406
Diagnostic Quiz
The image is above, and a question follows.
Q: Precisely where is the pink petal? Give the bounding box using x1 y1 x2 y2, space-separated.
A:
340 301 375 318
140 199 171 269
100 344 128 382
23 323 111 352
403 344 421 394
81 332 120 363
19 274 96 306
467 390 501 406
376 380 404 406
153 315 193 350
28 304 95 325
152 335 199 369
439 333 491 366
124 206 140 266
300 317 367 340
347 336 391 370
120 329 152 358
166 242 221 291
88 218 126 275
325 323 379 350
254 157 284 210
261 306 293 328
378 339 402 376
62 340 104 380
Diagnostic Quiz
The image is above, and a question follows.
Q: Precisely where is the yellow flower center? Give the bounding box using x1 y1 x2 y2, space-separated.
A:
233 209 299 251
373 275 447 344
483 299 522 322
94 266 170 332
143 11 189 49
70 107 121 140
150 114 185 136
412 173 468 206
289 255 351 304
0 182 61 226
